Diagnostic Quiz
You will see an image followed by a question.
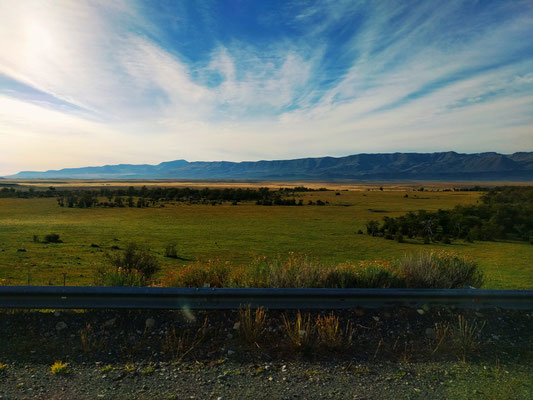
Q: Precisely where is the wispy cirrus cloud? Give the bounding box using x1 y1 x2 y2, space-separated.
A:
0 0 532 175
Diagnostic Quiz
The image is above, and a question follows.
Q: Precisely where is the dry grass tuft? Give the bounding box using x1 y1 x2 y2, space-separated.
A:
238 305 267 346
163 318 209 361
282 312 314 350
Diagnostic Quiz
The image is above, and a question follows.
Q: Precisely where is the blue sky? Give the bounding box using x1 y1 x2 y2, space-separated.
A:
1 0 532 174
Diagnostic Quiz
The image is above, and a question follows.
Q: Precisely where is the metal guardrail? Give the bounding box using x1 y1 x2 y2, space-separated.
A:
0 286 532 310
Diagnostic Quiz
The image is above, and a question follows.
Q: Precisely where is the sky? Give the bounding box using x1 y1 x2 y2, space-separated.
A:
1 0 533 175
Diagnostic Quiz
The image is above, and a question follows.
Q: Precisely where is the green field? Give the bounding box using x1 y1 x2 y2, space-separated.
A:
1 188 532 288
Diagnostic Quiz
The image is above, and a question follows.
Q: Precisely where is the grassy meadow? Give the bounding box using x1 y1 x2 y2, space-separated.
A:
0 186 532 288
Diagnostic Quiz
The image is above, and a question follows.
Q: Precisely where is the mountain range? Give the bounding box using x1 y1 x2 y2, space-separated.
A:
8 152 533 181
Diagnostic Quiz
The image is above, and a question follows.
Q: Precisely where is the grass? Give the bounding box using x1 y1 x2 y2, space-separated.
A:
281 311 355 351
282 312 314 350
162 318 209 361
431 315 485 361
443 362 533 399
238 305 267 346
0 188 532 288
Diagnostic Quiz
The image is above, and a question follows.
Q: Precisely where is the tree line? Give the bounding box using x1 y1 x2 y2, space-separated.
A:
0 185 325 207
366 186 533 244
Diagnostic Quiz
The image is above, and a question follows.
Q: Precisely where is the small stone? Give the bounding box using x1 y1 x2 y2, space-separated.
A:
56 321 67 331
145 318 155 330
425 328 436 339
53 311 61 317
104 318 116 328
233 322 240 330
416 309 425 315
268 377 273 382
226 333 233 339
227 350 235 356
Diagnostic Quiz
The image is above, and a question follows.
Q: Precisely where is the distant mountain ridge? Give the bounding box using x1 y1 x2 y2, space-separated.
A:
8 152 533 181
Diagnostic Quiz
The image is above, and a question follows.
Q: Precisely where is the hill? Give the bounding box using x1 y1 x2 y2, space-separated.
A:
8 152 533 180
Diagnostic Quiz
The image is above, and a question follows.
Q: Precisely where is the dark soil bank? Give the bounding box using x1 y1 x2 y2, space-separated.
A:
1 307 532 399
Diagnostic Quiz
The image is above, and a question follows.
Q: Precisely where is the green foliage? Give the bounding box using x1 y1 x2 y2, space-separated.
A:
95 242 160 286
107 242 160 279
372 187 533 243
44 233 62 243
164 243 179 258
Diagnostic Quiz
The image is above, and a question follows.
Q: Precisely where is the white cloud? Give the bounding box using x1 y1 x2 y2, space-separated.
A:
0 0 532 175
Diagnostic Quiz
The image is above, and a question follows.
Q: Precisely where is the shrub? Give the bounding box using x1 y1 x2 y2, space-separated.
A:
164 243 179 258
160 252 481 290
44 233 62 243
107 242 160 279
162 260 232 287
398 251 484 289
322 262 402 288
50 361 70 375
248 254 325 288
95 242 160 286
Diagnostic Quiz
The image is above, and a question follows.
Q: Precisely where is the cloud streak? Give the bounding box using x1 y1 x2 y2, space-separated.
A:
0 0 532 175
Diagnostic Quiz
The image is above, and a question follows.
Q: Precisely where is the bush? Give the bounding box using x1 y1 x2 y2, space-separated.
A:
398 251 483 289
107 243 160 279
164 243 179 258
162 260 232 288
159 252 482 290
44 233 62 243
321 262 402 289
95 243 160 286
162 255 403 289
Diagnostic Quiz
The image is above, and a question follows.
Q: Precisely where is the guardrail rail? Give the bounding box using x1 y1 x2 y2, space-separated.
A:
0 286 532 310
